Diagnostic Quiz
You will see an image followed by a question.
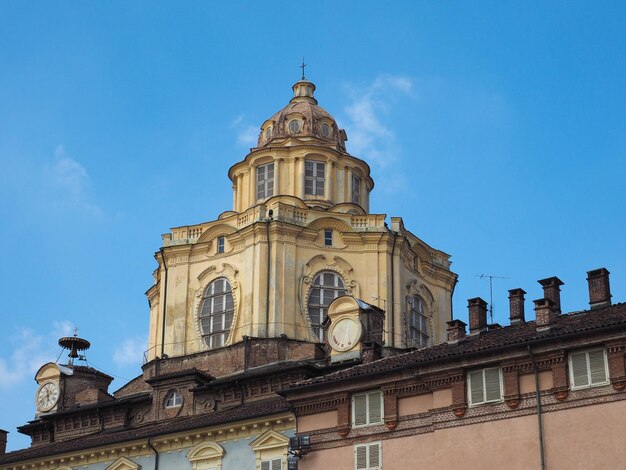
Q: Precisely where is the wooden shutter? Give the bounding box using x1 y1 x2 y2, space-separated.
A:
484 368 501 402
353 394 367 426
368 442 381 468
571 351 589 387
368 391 382 424
588 350 607 385
261 461 271 470
271 458 282 470
468 370 484 404
355 444 368 469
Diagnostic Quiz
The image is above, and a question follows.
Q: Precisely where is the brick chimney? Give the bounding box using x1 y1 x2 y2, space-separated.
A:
587 268 612 309
538 277 564 314
534 298 557 331
0 429 7 456
508 288 526 325
447 319 467 343
468 298 487 335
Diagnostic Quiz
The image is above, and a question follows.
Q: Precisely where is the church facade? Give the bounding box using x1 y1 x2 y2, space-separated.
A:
0 77 457 470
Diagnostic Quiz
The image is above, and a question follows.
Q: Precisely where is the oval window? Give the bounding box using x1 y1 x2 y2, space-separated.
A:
289 120 300 134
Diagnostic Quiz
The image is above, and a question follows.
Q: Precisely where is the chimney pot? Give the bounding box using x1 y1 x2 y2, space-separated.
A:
538 277 564 314
468 297 488 335
508 288 527 326
446 319 467 343
0 429 7 456
587 268 612 309
534 298 557 331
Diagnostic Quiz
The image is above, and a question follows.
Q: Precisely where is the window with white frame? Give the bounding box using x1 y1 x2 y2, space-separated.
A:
217 236 225 254
164 390 182 408
307 271 346 340
257 163 275 200
324 229 333 246
406 295 429 348
304 161 325 196
569 349 609 389
354 442 381 470
351 174 361 204
261 458 282 470
352 390 383 427
199 278 234 349
468 367 503 406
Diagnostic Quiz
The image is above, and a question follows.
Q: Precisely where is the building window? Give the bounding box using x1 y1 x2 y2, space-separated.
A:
324 229 333 246
257 163 275 200
217 236 225 254
468 367 503 406
569 349 609 389
406 295 429 348
199 278 234 349
165 390 182 408
355 442 381 470
289 120 301 134
308 271 346 340
351 174 361 204
305 161 325 196
261 458 282 470
352 390 383 427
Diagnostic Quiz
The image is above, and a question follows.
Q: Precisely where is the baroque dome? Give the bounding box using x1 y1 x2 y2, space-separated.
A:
257 80 348 152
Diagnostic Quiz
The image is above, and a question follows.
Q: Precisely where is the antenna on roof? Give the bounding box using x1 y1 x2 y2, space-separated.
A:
476 274 509 324
58 328 91 367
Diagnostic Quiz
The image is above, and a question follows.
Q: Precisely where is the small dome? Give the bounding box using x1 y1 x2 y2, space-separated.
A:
257 80 347 152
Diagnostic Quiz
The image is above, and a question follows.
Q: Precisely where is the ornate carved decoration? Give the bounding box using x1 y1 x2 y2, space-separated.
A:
553 388 569 401
505 398 521 409
453 406 467 417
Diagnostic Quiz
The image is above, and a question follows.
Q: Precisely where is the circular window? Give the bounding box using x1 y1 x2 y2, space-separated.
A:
289 120 300 134
265 127 272 141
321 123 331 138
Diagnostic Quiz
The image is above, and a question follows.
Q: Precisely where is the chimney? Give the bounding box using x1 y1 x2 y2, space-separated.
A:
508 288 526 325
0 429 7 456
538 277 564 313
468 298 487 335
534 298 557 331
587 268 612 309
447 319 467 343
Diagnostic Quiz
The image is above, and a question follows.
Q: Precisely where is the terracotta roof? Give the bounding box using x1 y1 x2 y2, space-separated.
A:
287 302 626 389
0 397 289 465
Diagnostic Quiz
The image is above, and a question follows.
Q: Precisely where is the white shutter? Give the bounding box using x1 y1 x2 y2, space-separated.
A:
484 368 502 402
571 351 590 387
368 442 381 468
355 445 368 469
353 394 367 426
588 350 607 385
368 391 382 424
469 370 484 405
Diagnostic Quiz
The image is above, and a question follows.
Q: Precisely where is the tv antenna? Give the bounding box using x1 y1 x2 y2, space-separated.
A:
58 328 90 367
476 274 509 324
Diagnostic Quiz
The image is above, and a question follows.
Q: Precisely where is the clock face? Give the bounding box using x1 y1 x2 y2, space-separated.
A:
329 317 362 352
36 381 59 412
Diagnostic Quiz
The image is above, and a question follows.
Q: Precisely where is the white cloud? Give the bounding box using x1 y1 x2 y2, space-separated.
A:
230 115 259 148
113 336 147 367
46 145 103 216
0 322 72 389
341 74 414 169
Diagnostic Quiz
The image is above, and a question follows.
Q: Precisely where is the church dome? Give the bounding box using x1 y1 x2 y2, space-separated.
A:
257 79 348 152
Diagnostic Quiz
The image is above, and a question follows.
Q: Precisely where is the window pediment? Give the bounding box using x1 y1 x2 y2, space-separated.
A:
106 457 141 470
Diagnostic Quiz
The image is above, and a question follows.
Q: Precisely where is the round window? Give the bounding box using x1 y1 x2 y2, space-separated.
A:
289 120 300 134
321 123 331 138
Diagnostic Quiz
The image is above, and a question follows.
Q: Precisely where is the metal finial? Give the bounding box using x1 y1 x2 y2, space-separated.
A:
300 58 306 81
73 326 78 337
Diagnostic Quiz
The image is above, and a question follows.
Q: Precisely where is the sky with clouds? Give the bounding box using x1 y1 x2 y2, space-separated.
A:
1 1 626 451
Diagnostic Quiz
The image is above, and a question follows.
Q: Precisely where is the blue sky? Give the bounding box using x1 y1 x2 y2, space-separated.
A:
1 1 625 451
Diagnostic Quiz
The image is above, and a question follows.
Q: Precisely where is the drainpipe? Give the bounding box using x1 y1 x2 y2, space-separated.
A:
265 216 272 338
389 230 398 348
528 345 546 470
159 248 169 358
148 437 160 470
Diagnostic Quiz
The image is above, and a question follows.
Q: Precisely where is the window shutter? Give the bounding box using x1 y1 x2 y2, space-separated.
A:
261 461 270 470
571 352 589 387
368 443 381 468
469 370 484 404
355 445 368 470
484 368 501 402
588 350 607 385
368 392 382 424
354 394 367 426
271 458 282 470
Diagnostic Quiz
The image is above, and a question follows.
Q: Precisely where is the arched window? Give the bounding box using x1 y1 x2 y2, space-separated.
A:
308 271 346 340
199 278 234 348
407 295 429 348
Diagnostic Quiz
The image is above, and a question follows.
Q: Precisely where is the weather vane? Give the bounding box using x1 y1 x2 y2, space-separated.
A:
300 57 306 80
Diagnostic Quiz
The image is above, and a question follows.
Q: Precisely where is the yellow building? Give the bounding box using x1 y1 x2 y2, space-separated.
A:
146 78 457 361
